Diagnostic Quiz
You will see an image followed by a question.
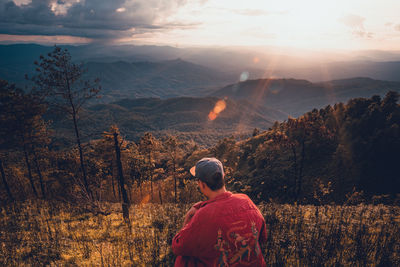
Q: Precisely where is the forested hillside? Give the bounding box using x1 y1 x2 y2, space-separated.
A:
46 96 284 148
211 91 400 203
1 74 399 204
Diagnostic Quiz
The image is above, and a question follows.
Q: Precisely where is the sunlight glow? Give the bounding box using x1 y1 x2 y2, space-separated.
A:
116 7 126 13
49 0 80 16
0 34 91 44
5 0 400 51
140 0 400 51
12 0 31 6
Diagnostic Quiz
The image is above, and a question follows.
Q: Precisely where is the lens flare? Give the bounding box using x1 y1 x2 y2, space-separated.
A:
208 99 226 121
214 100 226 113
240 71 249 82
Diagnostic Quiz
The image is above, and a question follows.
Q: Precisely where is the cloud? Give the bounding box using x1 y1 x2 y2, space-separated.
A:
232 9 270 16
339 14 365 29
339 14 373 39
395 24 400 31
228 8 286 17
0 0 191 41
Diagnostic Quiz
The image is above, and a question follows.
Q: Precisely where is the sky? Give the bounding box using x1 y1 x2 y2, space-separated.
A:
1 0 400 51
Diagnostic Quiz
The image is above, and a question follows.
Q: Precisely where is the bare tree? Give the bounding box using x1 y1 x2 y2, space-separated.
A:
111 127 130 223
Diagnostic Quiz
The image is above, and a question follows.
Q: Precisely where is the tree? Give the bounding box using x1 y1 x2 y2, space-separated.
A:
0 80 17 201
0 79 49 199
103 126 130 223
164 136 183 203
139 133 157 201
29 46 101 199
337 92 400 197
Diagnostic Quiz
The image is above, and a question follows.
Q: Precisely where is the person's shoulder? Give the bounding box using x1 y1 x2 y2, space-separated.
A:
190 203 219 225
232 192 250 198
230 193 260 210
231 193 252 201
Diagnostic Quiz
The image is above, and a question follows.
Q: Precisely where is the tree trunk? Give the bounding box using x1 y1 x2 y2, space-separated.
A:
149 154 153 201
291 145 298 201
159 184 163 205
0 158 14 201
23 144 38 198
113 132 130 223
71 112 92 199
110 161 116 199
296 140 306 202
173 158 177 203
150 172 153 201
32 148 46 199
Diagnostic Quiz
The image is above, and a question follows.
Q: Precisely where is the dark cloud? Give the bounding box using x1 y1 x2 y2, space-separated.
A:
0 0 191 40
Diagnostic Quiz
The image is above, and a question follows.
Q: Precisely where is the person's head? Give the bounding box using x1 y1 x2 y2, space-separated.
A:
190 157 225 191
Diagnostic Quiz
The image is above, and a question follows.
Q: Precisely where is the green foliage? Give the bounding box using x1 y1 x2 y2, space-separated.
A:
215 92 400 203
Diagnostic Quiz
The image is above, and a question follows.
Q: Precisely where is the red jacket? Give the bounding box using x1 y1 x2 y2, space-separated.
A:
172 192 267 267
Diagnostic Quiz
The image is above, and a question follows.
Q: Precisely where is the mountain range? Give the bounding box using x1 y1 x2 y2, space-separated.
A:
212 77 400 117
2 43 400 145
84 59 234 102
2 43 400 85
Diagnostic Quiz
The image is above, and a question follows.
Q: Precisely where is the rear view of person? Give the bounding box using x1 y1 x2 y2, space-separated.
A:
172 157 267 267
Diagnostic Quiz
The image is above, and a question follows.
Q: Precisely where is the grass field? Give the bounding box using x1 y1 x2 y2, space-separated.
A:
0 201 399 266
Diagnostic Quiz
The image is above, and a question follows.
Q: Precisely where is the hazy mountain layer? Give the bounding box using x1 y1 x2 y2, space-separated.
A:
84 59 234 102
212 77 400 117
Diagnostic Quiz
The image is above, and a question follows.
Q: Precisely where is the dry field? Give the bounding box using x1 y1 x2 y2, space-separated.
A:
0 201 399 266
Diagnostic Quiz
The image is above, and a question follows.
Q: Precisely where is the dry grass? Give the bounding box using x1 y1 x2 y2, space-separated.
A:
0 201 399 266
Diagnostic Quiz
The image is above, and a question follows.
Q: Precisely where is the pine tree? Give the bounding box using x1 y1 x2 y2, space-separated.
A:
0 79 49 199
29 46 101 199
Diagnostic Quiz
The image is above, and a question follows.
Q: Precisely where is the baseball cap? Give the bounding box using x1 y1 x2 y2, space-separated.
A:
190 157 225 184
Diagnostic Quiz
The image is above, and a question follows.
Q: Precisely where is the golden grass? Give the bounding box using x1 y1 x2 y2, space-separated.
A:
0 201 399 266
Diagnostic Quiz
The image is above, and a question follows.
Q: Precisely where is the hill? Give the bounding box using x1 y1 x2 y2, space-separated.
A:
0 44 237 101
193 92 400 203
48 96 286 148
84 59 234 102
212 77 400 117
278 60 400 82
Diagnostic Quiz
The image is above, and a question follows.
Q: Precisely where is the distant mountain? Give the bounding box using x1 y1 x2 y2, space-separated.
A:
84 59 235 102
48 97 286 148
3 43 400 84
0 44 237 101
212 77 400 117
275 61 400 82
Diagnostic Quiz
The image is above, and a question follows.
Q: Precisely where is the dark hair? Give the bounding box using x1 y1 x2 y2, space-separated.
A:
201 172 224 191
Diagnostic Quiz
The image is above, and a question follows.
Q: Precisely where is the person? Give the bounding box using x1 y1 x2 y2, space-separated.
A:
172 157 267 267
